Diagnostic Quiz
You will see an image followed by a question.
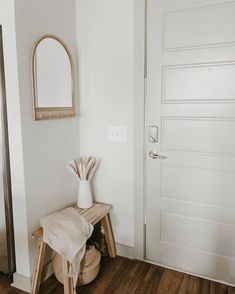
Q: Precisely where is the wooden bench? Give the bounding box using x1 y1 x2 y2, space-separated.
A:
31 203 116 294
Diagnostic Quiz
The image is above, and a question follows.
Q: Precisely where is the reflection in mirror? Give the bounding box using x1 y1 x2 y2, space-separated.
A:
35 38 72 108
32 35 75 120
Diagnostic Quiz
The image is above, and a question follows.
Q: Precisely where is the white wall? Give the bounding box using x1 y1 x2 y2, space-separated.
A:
77 0 134 247
12 0 79 286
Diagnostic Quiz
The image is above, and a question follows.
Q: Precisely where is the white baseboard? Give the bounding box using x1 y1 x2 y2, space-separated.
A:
116 243 134 259
11 272 31 293
11 260 53 293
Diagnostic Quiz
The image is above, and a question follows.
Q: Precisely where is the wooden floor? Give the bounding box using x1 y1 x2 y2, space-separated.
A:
1 256 235 294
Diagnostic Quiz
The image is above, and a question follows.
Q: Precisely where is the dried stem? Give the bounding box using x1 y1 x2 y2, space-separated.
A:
67 156 100 181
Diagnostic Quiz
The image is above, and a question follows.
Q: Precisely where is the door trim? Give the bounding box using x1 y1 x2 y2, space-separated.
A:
0 26 16 274
134 0 146 260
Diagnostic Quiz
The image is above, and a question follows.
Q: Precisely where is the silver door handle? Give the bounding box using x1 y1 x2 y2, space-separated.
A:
149 150 167 160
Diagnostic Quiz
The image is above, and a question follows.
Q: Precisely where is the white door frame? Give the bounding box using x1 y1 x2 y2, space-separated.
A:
134 0 146 260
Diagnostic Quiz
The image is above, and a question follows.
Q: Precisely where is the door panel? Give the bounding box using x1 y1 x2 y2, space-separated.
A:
164 2 235 50
163 62 235 103
146 0 235 284
161 212 235 257
161 165 235 207
162 117 235 155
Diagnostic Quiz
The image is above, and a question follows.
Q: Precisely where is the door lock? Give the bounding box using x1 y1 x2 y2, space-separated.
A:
148 125 158 143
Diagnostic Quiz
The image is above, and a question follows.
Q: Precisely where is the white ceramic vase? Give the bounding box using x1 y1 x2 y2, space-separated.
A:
77 180 93 209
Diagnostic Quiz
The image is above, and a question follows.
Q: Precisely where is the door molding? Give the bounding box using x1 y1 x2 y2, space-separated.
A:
0 26 16 274
133 0 146 260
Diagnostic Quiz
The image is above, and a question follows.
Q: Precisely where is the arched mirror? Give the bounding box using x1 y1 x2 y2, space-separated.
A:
32 35 75 120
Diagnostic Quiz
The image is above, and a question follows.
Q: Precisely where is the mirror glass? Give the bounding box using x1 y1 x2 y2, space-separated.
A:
32 35 75 120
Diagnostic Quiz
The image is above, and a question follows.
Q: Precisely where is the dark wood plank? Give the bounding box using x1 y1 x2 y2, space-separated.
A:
78 255 126 294
185 275 200 294
0 273 27 294
154 268 185 293
209 282 228 294
197 277 210 294
1 257 235 294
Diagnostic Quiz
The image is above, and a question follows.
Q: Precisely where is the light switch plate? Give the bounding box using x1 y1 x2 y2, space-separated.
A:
108 126 127 142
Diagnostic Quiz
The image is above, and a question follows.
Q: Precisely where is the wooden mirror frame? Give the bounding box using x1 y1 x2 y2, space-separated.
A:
32 34 75 120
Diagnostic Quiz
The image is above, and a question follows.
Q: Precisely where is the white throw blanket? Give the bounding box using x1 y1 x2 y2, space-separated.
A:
40 207 93 293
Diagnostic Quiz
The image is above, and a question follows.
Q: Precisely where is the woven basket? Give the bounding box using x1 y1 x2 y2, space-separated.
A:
53 246 101 286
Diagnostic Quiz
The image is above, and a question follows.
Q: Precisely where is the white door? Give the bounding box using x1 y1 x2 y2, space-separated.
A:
146 0 235 284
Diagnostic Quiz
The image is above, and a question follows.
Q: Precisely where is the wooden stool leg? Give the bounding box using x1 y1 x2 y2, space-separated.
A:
31 240 47 294
101 213 116 258
62 257 74 294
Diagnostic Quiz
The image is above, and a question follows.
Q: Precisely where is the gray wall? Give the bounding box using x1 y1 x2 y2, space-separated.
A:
77 0 134 247
13 0 80 280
